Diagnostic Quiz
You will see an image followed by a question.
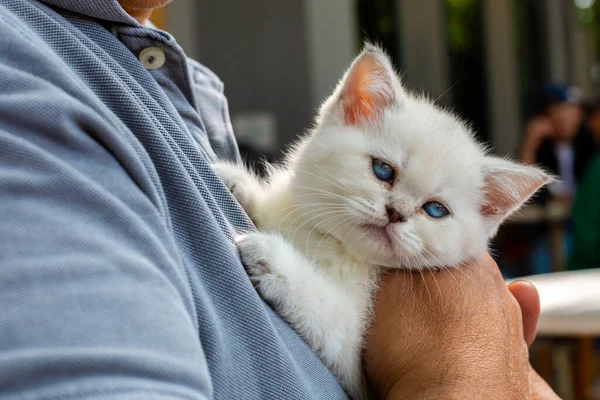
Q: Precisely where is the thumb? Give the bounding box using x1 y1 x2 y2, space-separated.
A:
508 280 541 347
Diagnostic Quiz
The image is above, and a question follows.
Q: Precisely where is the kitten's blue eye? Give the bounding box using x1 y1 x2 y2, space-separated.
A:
422 202 450 219
372 158 395 182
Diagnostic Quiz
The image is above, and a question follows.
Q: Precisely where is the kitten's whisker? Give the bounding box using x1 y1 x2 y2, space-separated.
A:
433 79 462 104
407 255 422 315
309 163 361 197
341 219 362 244
286 184 350 202
305 213 351 257
312 215 355 261
295 167 360 197
447 268 464 298
281 206 351 236
418 269 433 306
453 265 501 303
284 208 351 239
416 243 495 302
331 219 362 263
277 205 350 232
275 200 342 215
309 214 356 255
427 268 443 300
418 247 469 301
289 185 374 219
350 201 379 219
276 203 350 231
276 203 348 220
419 246 446 270
287 209 354 247
290 190 346 202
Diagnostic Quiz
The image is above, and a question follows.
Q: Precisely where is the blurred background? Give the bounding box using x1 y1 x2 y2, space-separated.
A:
153 1 600 398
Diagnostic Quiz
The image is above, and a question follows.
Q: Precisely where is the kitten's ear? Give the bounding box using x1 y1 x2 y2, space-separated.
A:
326 44 406 125
480 157 552 232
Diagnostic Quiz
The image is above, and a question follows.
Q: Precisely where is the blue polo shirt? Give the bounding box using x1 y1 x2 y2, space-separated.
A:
0 1 346 398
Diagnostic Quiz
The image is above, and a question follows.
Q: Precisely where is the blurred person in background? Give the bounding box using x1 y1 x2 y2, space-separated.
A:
514 86 600 275
513 85 582 275
581 88 600 150
520 84 595 202
568 91 600 271
568 154 600 270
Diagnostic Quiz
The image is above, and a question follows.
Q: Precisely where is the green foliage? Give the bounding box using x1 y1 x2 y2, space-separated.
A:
445 0 478 51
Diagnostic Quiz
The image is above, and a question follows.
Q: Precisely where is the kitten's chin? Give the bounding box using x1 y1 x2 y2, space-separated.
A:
341 224 444 269
360 224 393 247
341 224 404 268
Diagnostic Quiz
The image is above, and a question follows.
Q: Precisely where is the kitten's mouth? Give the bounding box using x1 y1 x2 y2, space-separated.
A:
361 224 393 246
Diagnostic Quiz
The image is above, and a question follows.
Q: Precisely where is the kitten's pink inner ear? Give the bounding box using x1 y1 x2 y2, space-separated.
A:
340 53 395 125
481 172 548 217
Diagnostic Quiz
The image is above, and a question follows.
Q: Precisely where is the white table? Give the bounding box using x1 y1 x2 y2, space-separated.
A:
522 269 600 336
518 269 600 399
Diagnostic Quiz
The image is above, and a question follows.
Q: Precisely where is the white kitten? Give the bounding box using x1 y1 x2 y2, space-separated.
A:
213 45 550 399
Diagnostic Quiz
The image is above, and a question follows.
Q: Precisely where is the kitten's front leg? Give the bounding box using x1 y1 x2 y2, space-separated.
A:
212 162 263 220
237 232 369 399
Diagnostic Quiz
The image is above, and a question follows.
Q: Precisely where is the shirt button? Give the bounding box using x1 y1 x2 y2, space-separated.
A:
139 47 166 70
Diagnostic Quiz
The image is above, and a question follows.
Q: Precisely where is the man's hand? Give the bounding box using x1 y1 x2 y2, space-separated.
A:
363 254 559 400
521 116 555 164
525 117 556 144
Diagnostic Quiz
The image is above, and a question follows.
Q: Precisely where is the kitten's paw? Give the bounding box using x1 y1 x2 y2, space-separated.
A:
237 232 284 279
212 162 248 198
237 232 302 300
212 162 258 215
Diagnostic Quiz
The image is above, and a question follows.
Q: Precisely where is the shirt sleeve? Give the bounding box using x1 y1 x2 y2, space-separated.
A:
0 29 211 400
569 156 600 270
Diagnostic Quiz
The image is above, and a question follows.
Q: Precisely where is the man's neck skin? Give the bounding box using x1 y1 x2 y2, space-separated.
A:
122 7 153 25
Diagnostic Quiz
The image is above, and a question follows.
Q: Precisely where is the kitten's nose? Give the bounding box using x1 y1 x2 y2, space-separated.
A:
386 206 405 223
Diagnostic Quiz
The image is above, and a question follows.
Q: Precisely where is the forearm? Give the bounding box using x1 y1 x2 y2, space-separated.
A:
388 384 488 400
384 357 530 400
387 379 528 400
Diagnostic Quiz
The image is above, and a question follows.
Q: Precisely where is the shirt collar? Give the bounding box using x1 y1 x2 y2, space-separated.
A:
39 0 139 25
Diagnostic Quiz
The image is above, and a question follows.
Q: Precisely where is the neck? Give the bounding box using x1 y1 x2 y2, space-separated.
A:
123 7 153 25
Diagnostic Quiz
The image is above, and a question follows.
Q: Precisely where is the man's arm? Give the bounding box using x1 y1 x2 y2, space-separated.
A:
0 52 211 400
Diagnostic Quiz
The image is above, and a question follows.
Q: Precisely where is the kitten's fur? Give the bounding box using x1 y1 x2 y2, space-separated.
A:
213 45 550 399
